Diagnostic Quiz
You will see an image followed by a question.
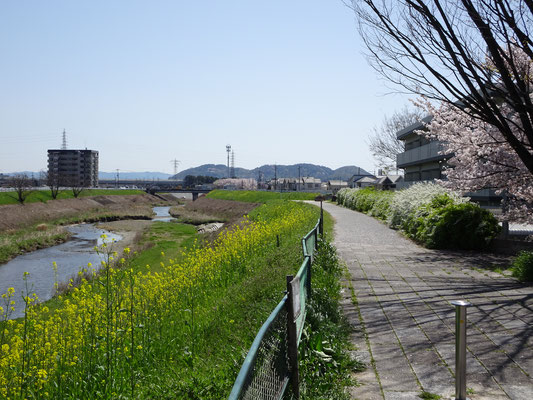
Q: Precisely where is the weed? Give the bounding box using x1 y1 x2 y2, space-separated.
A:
511 250 533 282
419 391 442 399
297 240 365 399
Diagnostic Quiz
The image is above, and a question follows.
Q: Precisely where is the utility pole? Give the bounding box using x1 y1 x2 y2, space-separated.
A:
230 150 235 178
226 145 231 178
115 169 120 189
298 165 301 192
274 164 277 191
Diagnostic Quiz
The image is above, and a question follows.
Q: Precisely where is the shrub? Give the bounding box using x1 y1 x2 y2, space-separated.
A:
336 187 393 220
388 182 467 228
512 251 533 282
338 184 499 250
413 202 501 249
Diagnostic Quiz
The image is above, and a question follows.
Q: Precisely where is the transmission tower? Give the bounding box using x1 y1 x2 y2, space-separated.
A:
226 145 231 178
61 129 67 150
230 150 235 178
170 159 181 176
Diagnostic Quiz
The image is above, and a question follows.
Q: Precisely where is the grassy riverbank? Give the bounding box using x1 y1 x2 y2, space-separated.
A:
0 198 321 399
0 189 144 205
0 207 154 264
0 224 71 264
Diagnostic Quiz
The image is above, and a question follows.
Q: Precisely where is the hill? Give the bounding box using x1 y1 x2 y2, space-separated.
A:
172 164 370 181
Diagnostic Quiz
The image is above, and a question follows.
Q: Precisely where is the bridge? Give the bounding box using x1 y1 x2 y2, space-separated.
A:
98 179 184 189
98 180 211 200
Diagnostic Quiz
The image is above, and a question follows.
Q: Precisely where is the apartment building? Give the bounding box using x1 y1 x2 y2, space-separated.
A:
395 117 500 206
47 149 99 187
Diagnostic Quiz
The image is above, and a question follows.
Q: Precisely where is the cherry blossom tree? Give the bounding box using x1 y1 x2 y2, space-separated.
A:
213 178 257 190
416 43 533 221
349 0 533 175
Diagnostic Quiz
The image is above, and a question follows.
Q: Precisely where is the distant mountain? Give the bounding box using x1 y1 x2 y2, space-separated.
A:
99 171 172 180
170 164 253 180
172 164 370 181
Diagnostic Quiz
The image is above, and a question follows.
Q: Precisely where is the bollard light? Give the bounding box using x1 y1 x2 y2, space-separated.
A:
451 300 472 400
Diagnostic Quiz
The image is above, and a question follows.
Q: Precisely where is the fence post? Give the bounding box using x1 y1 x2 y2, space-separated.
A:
306 256 312 301
319 201 324 235
451 300 472 400
286 275 300 399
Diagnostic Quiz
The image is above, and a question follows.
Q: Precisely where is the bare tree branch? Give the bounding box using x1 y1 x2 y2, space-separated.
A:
367 107 425 169
351 0 533 174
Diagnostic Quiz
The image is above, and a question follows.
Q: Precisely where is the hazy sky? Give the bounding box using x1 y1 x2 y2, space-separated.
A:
0 1 411 175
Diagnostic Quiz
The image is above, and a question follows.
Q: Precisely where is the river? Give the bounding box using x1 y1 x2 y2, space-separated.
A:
0 206 173 319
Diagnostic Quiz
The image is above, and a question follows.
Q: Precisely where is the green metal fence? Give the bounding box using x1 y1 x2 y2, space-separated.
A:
228 216 322 400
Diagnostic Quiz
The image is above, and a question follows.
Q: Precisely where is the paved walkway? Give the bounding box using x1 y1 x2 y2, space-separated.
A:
322 202 533 400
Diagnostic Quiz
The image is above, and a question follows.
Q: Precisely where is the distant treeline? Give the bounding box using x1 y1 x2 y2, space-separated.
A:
183 175 217 187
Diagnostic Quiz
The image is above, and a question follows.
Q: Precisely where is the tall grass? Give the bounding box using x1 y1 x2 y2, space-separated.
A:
0 225 71 264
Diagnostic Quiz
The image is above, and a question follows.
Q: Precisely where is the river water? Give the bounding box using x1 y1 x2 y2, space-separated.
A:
0 206 173 319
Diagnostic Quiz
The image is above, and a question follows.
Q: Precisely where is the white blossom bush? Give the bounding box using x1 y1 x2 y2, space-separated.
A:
337 184 499 249
387 182 468 229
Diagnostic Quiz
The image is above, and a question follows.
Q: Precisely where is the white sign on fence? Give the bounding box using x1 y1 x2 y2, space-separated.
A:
290 276 301 321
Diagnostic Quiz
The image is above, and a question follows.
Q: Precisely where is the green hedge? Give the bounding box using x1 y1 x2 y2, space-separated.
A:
337 187 500 250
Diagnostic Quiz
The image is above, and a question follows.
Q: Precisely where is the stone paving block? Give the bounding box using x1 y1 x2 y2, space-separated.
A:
371 344 419 392
383 391 421 399
500 384 533 400
324 203 533 400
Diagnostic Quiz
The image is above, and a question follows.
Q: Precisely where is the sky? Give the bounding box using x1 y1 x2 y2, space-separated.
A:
0 0 412 175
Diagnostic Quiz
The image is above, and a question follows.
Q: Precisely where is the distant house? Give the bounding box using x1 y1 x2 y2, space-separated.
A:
352 176 378 188
375 175 403 190
327 180 348 192
267 177 322 191
301 177 321 190
349 173 377 188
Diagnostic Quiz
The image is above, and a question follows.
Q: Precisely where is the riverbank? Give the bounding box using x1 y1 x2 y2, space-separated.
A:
0 193 165 231
0 196 321 399
0 194 183 263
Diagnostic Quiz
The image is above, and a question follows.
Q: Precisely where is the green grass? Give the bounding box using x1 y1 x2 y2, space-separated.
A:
207 189 320 203
0 189 144 205
128 221 198 274
296 239 365 399
0 224 71 263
